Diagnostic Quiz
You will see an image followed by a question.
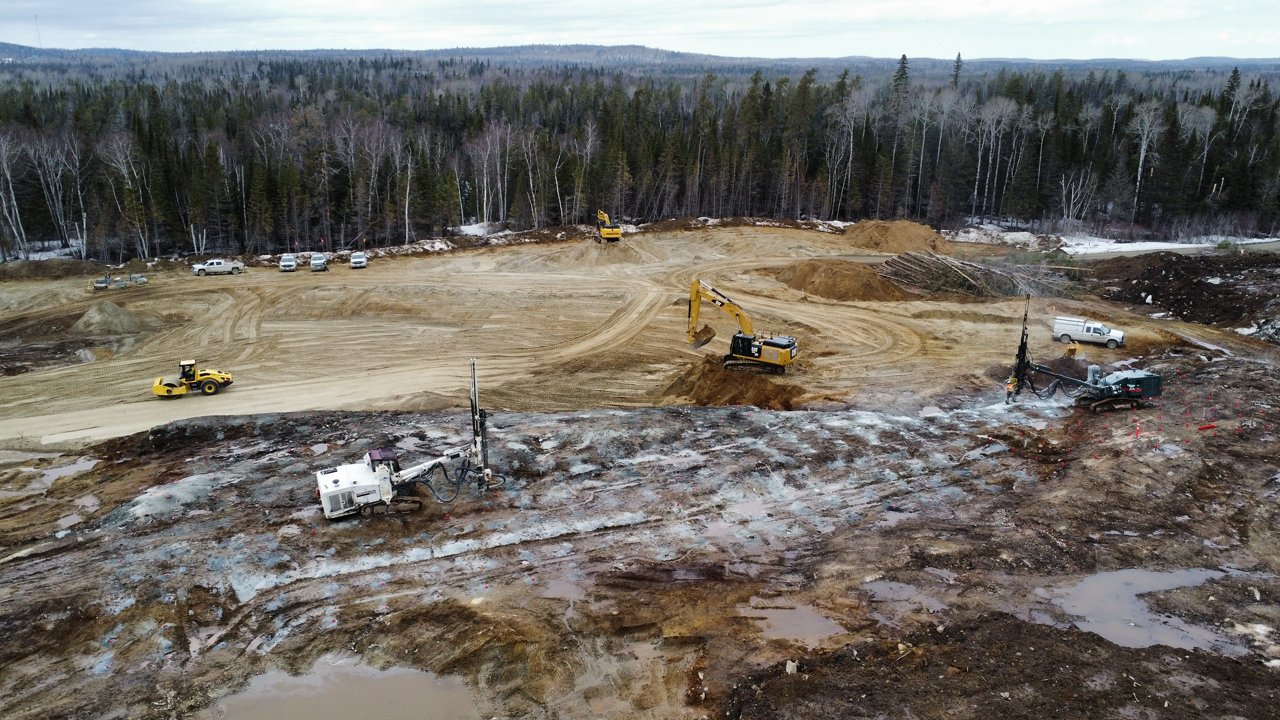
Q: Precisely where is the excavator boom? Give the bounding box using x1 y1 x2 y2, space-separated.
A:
688 279 754 348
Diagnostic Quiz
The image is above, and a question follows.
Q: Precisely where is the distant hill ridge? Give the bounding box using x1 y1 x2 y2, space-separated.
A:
2 41 1278 76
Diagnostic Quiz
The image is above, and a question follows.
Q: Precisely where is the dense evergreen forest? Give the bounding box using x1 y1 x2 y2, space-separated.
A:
0 44 1278 262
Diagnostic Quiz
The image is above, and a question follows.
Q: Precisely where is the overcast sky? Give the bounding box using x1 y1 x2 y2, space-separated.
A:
3 0 1278 60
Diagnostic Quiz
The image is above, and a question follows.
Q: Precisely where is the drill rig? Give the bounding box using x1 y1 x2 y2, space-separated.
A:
316 359 496 519
1009 296 1162 413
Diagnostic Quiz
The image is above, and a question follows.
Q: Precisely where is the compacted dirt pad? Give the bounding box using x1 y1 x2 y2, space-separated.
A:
0 222 1033 448
2 222 1279 719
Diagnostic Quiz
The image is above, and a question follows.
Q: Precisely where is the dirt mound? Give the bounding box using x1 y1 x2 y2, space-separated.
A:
911 308 1020 324
1086 250 1280 343
662 356 805 409
842 220 949 253
70 300 162 335
0 258 109 281
773 260 909 301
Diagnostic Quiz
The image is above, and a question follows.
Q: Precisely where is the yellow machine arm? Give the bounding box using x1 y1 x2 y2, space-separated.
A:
688 279 755 348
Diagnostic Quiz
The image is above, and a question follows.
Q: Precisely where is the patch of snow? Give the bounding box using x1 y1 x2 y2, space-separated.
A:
1171 332 1235 357
455 222 503 236
1235 325 1259 336
14 240 87 260
1059 234 1277 256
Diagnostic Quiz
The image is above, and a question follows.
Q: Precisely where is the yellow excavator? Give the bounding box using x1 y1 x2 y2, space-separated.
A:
152 360 234 399
596 209 622 243
687 279 798 374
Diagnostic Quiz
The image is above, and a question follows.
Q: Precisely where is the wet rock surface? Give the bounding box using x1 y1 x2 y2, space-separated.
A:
2 346 1278 719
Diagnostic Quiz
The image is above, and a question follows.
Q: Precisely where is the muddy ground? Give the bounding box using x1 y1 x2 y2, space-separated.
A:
1087 250 1280 343
1 222 1279 719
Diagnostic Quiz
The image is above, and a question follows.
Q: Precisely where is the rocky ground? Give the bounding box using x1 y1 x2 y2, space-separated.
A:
1 222 1278 719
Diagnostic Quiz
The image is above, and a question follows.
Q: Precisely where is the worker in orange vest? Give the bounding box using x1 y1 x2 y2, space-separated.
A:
1005 375 1018 403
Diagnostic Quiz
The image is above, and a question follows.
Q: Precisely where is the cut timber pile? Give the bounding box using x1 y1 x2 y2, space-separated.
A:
876 251 1079 297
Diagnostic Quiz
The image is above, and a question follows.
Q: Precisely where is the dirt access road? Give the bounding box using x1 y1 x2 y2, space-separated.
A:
2 222 1278 719
0 221 1203 450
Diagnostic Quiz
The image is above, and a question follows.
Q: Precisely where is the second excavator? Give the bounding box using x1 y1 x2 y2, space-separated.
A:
687 279 798 374
595 209 622 242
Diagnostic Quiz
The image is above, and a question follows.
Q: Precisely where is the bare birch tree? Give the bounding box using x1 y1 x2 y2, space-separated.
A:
1178 104 1219 196
0 131 29 260
100 134 151 259
570 120 599 224
1129 100 1165 217
1073 103 1102 158
1059 168 1097 223
28 136 72 247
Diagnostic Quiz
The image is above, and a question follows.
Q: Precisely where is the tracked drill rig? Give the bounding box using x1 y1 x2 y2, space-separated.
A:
316 359 498 519
1009 296 1162 413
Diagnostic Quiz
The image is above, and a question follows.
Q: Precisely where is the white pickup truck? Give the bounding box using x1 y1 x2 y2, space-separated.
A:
1053 316 1125 348
192 259 245 276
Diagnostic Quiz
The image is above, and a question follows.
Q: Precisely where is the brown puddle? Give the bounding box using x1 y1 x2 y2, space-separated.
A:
739 599 848 646
200 654 480 720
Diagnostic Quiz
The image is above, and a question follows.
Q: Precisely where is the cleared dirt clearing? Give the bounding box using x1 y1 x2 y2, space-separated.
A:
0 225 1211 449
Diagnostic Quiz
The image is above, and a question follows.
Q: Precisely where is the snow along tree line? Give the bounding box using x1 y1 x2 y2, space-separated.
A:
0 52 1276 261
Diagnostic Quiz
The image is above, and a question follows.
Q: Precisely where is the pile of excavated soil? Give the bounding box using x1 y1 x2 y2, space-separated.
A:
0 258 107 280
1089 251 1280 324
662 356 806 410
773 259 910 301
70 300 162 335
1087 250 1280 344
842 220 950 254
910 308 1021 324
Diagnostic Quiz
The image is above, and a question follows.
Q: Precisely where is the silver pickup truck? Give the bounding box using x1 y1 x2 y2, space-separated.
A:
192 259 245 276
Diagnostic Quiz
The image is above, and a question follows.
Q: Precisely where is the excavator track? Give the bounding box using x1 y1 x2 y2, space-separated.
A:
723 356 786 375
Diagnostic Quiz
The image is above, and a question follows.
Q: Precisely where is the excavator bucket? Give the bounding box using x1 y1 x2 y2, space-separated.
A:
689 324 717 349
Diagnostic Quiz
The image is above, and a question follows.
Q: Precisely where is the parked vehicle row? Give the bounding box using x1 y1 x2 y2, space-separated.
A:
189 252 369 278
278 252 370 271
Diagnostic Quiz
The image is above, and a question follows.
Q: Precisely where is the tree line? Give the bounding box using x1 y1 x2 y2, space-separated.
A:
0 52 1276 262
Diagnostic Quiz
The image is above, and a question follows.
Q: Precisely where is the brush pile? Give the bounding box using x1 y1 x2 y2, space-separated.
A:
877 251 1080 297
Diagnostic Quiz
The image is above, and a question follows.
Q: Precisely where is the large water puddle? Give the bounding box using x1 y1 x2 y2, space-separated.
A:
0 456 98 498
200 654 480 719
739 599 847 646
1051 568 1247 655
